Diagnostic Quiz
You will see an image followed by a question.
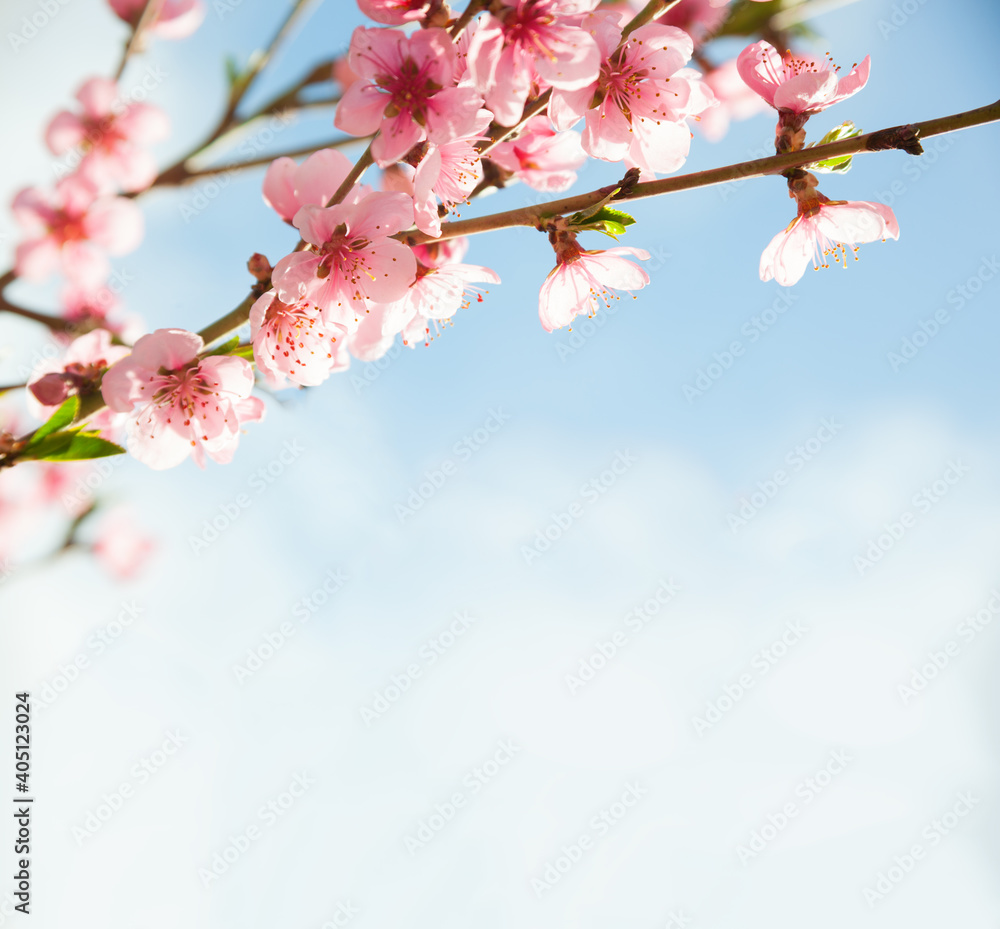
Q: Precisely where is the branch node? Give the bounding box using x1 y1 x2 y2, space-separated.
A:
866 124 924 156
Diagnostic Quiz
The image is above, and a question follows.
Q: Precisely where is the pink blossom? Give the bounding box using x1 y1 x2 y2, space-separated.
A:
538 236 650 331
101 329 264 470
549 17 715 174
346 304 399 362
656 0 728 42
249 290 349 388
46 77 169 193
357 0 429 24
697 58 770 142
107 0 205 39
489 116 587 191
271 192 417 332
412 109 493 236
27 330 130 440
737 41 870 115
760 197 899 287
379 241 500 347
91 507 155 580
262 148 357 223
468 0 603 127
336 27 484 168
13 177 143 289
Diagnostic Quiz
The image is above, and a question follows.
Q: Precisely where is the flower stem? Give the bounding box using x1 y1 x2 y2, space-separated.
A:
113 0 164 81
620 0 680 42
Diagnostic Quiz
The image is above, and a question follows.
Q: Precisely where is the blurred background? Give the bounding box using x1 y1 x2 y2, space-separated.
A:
1 0 999 926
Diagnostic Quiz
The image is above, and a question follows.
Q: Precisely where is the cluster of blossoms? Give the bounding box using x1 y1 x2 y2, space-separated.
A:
0 0 905 502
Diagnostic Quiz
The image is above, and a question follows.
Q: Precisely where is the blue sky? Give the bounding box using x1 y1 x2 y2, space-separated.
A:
1 1 999 926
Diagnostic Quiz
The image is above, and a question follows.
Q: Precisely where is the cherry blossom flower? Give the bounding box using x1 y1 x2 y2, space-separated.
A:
90 507 155 580
378 239 500 347
760 197 899 286
271 192 417 332
411 109 492 236
346 304 399 362
107 0 205 39
468 0 603 127
357 0 430 24
697 58 770 142
249 290 349 388
262 148 357 224
489 116 587 191
28 329 130 440
549 17 715 175
13 177 143 289
737 41 870 116
46 77 169 193
335 27 484 168
656 0 728 43
538 233 650 331
101 329 264 470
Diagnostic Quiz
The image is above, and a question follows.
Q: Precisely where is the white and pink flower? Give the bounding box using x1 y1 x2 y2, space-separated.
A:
468 0 602 127
101 329 264 470
759 197 899 286
262 148 358 223
538 234 650 331
249 290 349 388
737 41 870 116
549 16 715 175
336 27 484 167
271 192 417 331
13 178 143 289
46 77 169 193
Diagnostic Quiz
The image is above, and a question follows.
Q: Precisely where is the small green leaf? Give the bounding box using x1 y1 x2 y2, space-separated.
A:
23 432 126 462
26 395 79 447
807 121 862 174
232 344 256 361
203 336 241 357
224 55 242 90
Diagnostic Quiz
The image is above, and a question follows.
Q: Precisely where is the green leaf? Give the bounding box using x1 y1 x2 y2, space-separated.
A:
568 206 637 239
232 344 256 361
26 395 79 447
807 121 862 174
203 336 240 357
23 432 126 462
224 55 243 90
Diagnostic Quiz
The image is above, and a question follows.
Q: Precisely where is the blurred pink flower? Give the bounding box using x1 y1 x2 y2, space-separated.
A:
108 0 205 39
46 77 169 193
262 148 356 223
698 58 770 142
490 116 587 192
13 177 143 289
760 197 899 286
357 0 429 24
92 507 155 580
101 329 264 470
